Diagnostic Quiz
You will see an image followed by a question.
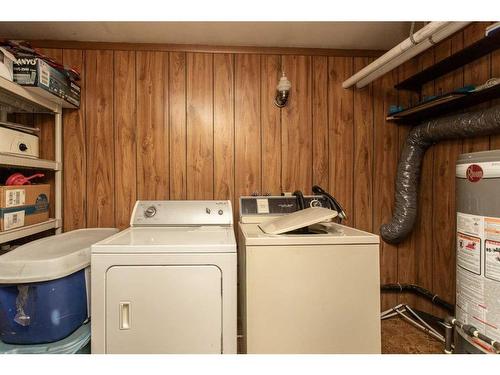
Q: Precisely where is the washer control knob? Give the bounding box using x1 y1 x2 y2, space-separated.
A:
206 208 211 214
218 209 224 215
144 206 157 218
310 199 322 208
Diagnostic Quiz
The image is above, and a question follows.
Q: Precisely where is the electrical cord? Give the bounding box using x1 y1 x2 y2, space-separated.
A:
311 185 347 223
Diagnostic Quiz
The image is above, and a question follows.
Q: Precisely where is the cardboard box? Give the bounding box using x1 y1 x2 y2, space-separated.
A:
13 57 80 108
0 184 50 232
0 47 15 81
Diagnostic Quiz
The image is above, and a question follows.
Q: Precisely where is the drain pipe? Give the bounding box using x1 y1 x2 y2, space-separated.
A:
381 105 500 244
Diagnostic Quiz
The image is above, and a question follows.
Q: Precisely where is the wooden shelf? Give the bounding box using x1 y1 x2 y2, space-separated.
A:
396 32 500 92
0 76 60 113
0 153 60 170
387 84 500 124
0 219 61 244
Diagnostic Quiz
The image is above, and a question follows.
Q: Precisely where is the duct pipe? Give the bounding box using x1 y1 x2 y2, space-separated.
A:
380 105 500 244
355 22 471 88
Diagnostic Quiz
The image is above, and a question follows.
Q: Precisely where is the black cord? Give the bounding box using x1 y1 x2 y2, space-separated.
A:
312 185 347 222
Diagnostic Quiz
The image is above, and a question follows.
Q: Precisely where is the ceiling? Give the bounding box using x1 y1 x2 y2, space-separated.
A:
0 22 416 50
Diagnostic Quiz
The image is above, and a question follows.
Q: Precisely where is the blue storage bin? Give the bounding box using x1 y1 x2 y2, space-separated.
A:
0 269 88 344
0 228 118 346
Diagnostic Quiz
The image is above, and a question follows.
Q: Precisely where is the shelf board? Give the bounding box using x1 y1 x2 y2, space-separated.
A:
0 76 60 113
0 153 61 170
395 32 500 91
0 219 60 244
387 84 500 124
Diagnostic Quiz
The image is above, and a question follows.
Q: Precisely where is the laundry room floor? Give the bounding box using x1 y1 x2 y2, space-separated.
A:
381 317 443 354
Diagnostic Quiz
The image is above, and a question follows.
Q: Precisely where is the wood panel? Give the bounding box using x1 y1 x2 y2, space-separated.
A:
169 52 187 199
62 49 86 231
373 67 399 311
409 48 436 313
490 49 500 148
85 50 115 227
328 57 354 220
395 58 420 308
431 34 464 315
114 51 136 230
261 55 282 195
43 23 499 320
282 55 313 194
186 53 213 200
353 57 373 232
235 54 261 202
462 22 491 153
136 51 169 200
30 39 385 58
312 56 329 191
213 54 235 202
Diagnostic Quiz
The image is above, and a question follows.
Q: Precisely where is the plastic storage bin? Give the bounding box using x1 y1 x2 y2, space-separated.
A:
0 322 91 354
0 228 118 345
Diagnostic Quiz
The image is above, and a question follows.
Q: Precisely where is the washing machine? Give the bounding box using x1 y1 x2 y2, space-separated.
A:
91 200 237 354
238 195 381 354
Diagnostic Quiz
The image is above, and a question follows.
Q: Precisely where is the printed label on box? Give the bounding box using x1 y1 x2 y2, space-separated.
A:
5 189 26 208
4 210 25 230
39 61 50 87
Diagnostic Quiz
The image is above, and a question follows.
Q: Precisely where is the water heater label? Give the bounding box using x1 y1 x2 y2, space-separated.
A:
457 232 481 275
466 164 484 182
456 212 500 343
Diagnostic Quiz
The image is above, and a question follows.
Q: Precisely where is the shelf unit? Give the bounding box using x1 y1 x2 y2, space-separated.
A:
0 76 63 244
388 31 500 124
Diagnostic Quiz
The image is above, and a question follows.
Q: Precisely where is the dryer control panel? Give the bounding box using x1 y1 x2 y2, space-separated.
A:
131 200 233 227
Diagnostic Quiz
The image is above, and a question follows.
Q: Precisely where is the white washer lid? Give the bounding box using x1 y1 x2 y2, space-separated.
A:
0 228 118 284
258 207 338 235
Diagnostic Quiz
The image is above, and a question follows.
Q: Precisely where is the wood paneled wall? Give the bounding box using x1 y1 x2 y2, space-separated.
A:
34 22 498 314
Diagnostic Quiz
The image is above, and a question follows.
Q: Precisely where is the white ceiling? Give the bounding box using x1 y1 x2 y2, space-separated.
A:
0 22 416 50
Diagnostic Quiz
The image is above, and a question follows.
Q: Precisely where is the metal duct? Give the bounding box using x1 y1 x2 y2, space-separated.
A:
380 105 500 244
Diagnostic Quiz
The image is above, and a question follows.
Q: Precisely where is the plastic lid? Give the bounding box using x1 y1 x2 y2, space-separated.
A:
0 228 118 284
258 207 338 235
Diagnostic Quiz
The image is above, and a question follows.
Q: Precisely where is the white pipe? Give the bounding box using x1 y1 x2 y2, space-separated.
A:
342 21 450 89
355 22 471 89
342 21 471 89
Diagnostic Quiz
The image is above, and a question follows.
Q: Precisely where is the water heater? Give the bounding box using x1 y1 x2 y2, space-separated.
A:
455 150 500 353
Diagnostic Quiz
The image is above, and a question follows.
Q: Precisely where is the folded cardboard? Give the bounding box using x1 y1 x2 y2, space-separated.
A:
0 184 50 232
13 57 80 108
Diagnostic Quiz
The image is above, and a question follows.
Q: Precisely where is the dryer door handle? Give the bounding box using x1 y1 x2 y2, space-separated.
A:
120 302 131 330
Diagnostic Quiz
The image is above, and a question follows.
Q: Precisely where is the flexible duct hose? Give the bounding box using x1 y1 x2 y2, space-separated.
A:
381 105 500 244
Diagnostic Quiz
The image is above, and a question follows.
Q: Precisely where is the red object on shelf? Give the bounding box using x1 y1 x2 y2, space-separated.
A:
5 172 45 186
